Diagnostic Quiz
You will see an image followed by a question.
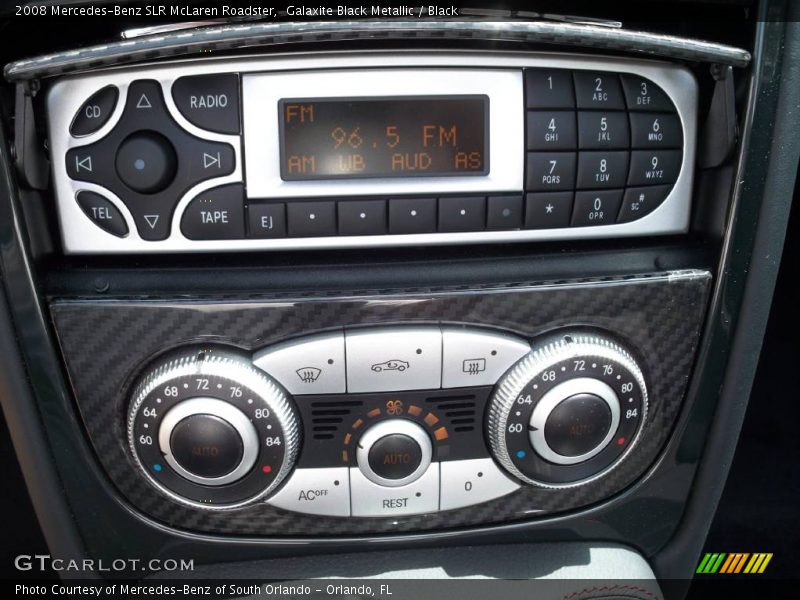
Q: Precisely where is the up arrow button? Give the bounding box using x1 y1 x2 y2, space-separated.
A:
172 74 240 134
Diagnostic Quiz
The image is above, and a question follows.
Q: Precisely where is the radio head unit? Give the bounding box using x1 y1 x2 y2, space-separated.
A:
45 52 697 253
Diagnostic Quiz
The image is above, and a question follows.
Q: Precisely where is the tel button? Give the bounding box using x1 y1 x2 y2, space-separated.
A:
76 191 128 237
70 86 118 137
181 184 245 240
172 74 240 134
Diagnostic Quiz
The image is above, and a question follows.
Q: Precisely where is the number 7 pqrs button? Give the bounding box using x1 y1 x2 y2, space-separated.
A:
526 152 576 191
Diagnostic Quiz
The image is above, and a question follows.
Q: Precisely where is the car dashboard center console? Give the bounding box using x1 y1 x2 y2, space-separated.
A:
3 9 796 586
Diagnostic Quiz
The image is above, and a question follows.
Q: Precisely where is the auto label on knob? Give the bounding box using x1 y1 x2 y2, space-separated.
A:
487 332 648 488
127 348 299 509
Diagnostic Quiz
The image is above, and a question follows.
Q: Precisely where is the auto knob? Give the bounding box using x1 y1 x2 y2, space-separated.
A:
487 332 648 488
127 348 299 509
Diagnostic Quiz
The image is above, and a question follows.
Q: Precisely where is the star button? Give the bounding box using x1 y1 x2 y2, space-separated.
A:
545 203 554 214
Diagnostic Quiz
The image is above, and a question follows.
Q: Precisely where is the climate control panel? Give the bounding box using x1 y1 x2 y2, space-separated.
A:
126 326 648 517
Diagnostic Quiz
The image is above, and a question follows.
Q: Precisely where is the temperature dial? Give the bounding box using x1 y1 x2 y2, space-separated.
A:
487 333 647 488
127 348 299 509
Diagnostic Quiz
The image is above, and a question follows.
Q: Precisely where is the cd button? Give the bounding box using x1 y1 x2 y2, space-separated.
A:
525 152 576 191
621 75 675 112
388 197 437 234
287 201 337 237
180 184 245 240
70 85 118 137
577 112 630 150
524 192 573 229
248 203 286 238
338 200 387 236
171 74 240 134
573 72 625 110
525 69 575 109
628 150 682 186
438 196 486 232
486 195 523 230
571 189 624 227
617 185 672 223
526 111 577 150
76 191 128 237
576 151 629 189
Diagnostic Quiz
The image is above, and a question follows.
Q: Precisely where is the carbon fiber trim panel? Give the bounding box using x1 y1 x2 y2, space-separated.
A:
50 270 710 536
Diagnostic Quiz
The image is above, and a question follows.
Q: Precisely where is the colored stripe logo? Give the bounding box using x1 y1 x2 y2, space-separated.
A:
696 552 773 574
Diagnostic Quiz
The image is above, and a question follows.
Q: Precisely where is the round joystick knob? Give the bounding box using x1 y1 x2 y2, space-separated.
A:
357 420 432 487
115 130 177 193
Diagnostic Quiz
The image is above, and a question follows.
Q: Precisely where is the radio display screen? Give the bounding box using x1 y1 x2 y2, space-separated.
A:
278 96 488 180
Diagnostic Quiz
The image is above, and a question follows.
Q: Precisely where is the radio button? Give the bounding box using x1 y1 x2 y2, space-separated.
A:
629 113 683 149
438 196 486 232
627 150 682 186
115 130 178 194
617 185 672 223
345 327 442 393
525 69 575 109
621 75 675 112
388 197 437 234
349 462 439 517
577 112 630 150
524 192 573 229
338 199 387 236
253 332 346 395
573 72 625 110
287 201 337 237
70 86 118 137
525 152 576 191
441 328 530 388
172 74 240 134
76 191 128 237
526 111 577 151
440 458 520 511
486 195 523 230
267 467 350 517
248 203 286 238
571 189 624 227
576 151 629 189
181 184 245 240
